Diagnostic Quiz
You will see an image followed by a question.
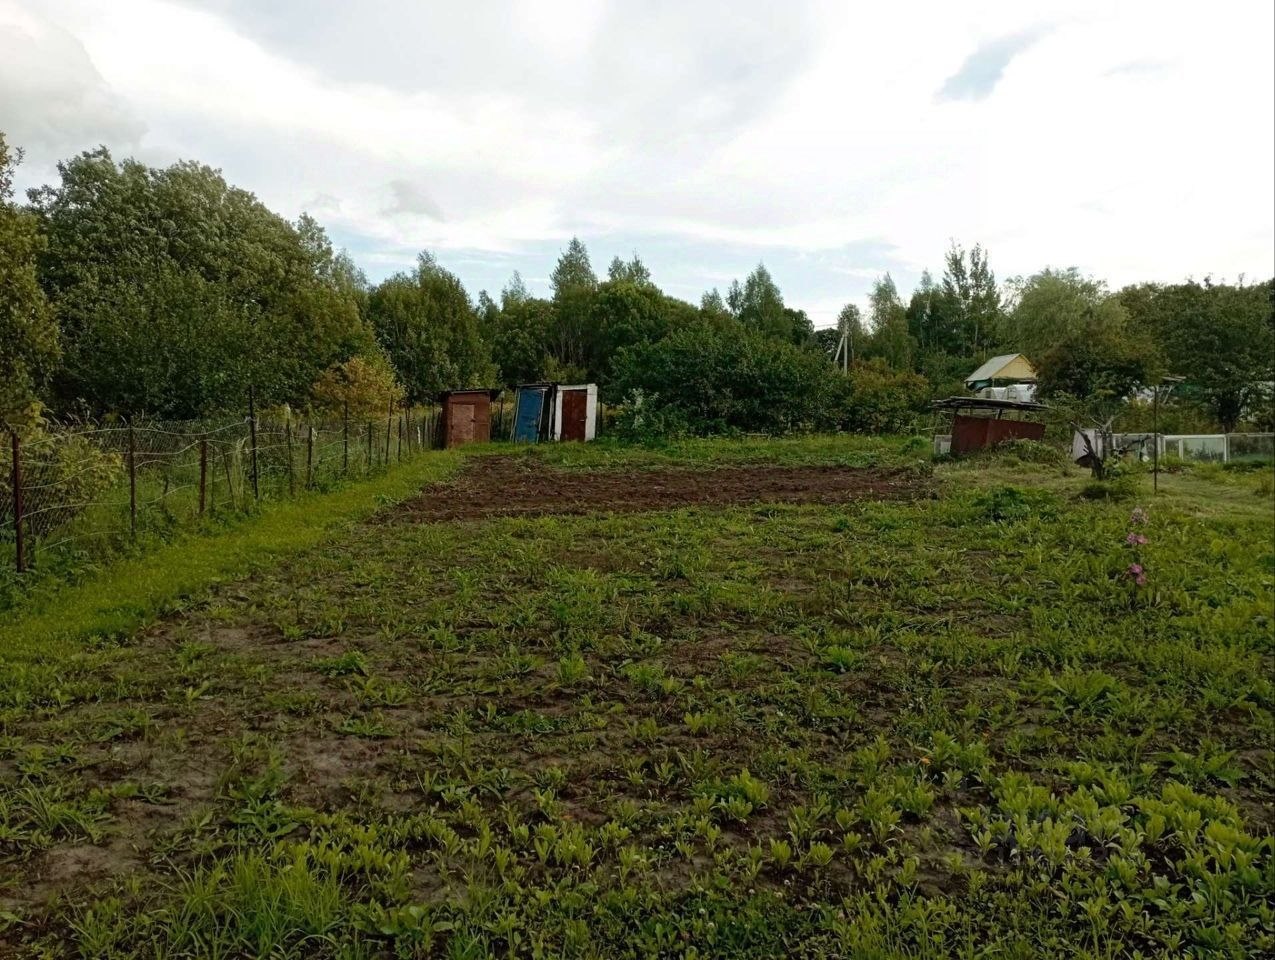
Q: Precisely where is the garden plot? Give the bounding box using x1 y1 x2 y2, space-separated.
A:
0 440 1271 959
385 453 930 522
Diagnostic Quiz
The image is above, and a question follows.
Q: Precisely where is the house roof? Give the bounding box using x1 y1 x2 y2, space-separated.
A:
965 353 1036 387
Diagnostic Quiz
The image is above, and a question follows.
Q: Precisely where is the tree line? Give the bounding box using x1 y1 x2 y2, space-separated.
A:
3 136 1272 436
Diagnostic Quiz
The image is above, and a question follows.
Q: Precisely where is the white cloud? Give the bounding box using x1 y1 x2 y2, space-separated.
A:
3 0 1272 323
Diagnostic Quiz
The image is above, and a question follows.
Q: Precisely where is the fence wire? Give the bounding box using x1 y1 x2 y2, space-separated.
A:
2 405 444 578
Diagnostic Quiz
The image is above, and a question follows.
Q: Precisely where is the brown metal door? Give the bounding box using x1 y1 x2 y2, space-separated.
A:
562 389 587 442
450 403 476 447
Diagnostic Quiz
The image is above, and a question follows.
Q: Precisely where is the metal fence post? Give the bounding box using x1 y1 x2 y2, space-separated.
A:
306 425 314 489
285 419 295 496
247 387 260 501
10 430 25 574
128 422 137 537
366 422 373 470
397 414 403 462
198 437 208 516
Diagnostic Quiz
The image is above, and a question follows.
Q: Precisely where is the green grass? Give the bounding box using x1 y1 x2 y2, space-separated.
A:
0 450 461 659
0 437 1271 959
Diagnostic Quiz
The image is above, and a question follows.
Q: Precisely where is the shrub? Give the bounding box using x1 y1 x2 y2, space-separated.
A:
310 353 404 421
611 321 838 436
977 486 1057 522
835 360 930 434
0 425 122 537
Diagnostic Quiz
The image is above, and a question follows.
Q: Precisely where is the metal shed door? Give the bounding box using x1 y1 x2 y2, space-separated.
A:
450 403 477 446
513 390 544 442
562 389 587 442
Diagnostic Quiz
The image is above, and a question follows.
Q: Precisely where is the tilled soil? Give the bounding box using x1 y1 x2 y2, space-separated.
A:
384 454 929 523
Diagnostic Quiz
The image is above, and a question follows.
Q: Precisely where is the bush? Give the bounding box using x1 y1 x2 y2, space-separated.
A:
611 322 838 436
976 485 1057 522
310 354 404 421
834 360 930 434
1079 475 1139 501
1 426 122 537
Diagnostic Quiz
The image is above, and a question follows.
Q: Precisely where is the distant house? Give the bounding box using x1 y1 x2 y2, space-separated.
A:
965 354 1037 401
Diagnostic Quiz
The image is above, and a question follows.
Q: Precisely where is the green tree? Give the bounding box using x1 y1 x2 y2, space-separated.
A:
729 263 791 341
0 135 59 427
866 274 913 370
549 237 597 373
612 320 839 435
1120 278 1274 431
607 254 652 285
1000 268 1119 359
590 280 697 385
29 148 371 417
368 252 494 402
700 289 733 326
941 242 1000 355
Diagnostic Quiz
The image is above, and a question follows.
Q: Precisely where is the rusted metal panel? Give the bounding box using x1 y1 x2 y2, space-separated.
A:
438 390 498 448
951 413 1045 455
561 389 588 442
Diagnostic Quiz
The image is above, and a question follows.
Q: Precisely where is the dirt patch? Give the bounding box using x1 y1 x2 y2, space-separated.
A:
384 455 929 523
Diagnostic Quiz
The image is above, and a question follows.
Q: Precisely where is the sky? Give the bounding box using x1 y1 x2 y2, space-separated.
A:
2 0 1272 328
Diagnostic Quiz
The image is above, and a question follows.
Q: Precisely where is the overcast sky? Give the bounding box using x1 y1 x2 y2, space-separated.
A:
3 0 1272 326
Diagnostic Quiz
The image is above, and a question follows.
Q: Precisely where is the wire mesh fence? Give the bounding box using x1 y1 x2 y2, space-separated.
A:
2 403 445 580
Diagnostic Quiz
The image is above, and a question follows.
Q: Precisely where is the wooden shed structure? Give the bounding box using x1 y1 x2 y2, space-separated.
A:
437 389 500 448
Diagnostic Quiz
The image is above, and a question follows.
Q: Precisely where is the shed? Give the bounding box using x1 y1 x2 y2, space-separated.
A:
965 354 1037 392
933 396 1048 456
437 389 500 448
552 384 598 442
510 383 557 443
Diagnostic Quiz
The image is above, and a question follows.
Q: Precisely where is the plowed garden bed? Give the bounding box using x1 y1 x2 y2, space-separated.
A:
384 454 929 522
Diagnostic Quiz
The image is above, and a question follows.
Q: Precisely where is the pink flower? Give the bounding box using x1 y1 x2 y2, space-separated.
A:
1126 563 1144 577
1130 507 1148 525
1135 574 1147 586
1125 533 1148 546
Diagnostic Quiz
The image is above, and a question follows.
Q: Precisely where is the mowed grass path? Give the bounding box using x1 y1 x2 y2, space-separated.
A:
0 438 1271 958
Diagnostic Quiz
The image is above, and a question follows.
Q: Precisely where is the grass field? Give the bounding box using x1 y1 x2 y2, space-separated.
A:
0 437 1271 958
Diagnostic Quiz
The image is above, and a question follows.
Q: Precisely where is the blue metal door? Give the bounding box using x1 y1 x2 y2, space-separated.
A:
512 388 545 442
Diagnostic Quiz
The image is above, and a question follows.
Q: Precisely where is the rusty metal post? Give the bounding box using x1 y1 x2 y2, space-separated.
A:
306 425 314 489
198 437 208 516
285 419 295 496
128 423 137 537
10 430 25 574
247 387 259 501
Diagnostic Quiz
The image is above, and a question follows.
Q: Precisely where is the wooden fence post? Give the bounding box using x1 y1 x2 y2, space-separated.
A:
285 419 295 496
385 402 393 465
198 437 208 516
10 430 25 574
397 415 404 462
247 387 260 501
342 401 350 475
128 423 137 537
